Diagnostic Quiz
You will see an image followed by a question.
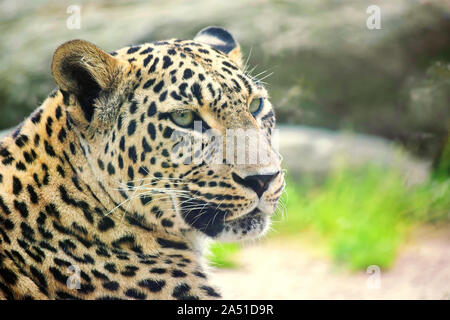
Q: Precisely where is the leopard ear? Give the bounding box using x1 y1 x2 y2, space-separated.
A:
194 26 243 68
51 39 126 122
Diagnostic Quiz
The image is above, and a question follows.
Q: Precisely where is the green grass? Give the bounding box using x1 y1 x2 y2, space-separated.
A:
272 165 449 270
209 165 449 270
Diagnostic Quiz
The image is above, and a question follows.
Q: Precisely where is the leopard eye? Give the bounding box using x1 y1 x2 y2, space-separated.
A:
170 110 194 127
249 98 263 116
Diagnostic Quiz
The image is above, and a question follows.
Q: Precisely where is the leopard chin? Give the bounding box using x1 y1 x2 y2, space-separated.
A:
218 209 272 242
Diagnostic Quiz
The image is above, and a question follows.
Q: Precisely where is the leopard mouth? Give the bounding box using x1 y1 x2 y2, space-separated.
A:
179 198 228 237
179 197 270 239
179 195 265 238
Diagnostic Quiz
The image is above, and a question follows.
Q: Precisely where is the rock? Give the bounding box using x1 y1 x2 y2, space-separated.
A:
277 125 430 185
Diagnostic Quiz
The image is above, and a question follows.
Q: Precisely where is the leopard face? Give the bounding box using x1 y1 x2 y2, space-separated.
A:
52 27 284 243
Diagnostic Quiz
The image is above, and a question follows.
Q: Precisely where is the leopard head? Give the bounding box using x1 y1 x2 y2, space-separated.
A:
51 27 284 243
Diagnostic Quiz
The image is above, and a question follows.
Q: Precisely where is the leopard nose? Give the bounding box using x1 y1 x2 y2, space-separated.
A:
232 171 280 198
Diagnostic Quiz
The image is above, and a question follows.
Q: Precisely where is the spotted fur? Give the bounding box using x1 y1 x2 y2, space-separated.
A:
0 27 284 300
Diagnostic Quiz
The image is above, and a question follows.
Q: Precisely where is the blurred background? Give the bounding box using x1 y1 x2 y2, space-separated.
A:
0 0 449 299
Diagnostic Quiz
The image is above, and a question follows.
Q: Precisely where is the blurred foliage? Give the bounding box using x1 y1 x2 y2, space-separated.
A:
271 165 449 270
433 133 450 180
207 242 241 269
0 0 449 159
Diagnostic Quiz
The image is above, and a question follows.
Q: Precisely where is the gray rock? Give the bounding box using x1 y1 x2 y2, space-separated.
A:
277 125 430 185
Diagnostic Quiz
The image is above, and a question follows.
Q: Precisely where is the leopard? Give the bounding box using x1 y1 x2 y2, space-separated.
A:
0 26 284 300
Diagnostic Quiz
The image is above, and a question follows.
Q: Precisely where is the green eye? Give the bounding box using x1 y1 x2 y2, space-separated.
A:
249 98 263 115
171 110 194 127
